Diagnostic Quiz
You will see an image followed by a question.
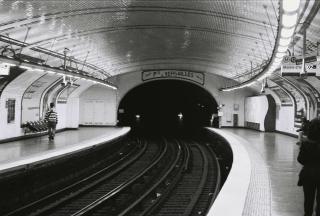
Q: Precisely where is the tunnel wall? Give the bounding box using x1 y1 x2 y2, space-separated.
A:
114 71 255 127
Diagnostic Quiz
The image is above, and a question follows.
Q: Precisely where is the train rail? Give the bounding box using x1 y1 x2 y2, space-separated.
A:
4 139 147 216
45 138 164 216
150 141 221 216
5 136 223 216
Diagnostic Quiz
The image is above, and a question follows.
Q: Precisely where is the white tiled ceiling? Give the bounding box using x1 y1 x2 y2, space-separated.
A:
0 0 290 82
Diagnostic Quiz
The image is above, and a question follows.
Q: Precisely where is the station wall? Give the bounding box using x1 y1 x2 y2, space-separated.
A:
245 96 269 131
21 74 60 123
0 68 98 140
0 66 314 141
266 89 297 135
277 105 296 134
79 85 117 126
0 70 43 140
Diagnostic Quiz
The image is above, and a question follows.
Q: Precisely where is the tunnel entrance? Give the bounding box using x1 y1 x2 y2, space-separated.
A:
117 80 218 133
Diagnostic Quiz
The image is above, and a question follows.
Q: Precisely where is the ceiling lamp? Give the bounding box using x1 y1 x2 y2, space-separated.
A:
282 13 298 28
0 57 118 90
275 52 286 59
279 37 292 47
273 57 283 63
282 0 300 13
19 65 33 70
280 27 295 38
277 45 288 53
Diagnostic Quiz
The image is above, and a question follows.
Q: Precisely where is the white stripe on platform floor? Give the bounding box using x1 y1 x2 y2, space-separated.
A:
206 128 251 216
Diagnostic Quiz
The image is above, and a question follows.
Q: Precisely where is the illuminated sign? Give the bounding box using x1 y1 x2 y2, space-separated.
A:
142 70 205 85
281 55 320 76
0 63 10 75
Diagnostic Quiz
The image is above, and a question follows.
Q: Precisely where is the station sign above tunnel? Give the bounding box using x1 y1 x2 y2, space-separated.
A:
142 70 205 85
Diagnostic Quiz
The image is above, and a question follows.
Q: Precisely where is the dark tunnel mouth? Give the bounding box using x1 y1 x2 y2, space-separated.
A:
117 80 219 132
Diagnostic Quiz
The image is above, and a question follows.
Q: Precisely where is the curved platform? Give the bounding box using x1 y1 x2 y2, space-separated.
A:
0 127 130 174
208 128 303 216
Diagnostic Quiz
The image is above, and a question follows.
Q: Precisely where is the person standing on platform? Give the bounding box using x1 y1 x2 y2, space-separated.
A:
297 118 320 216
45 102 58 140
296 117 310 146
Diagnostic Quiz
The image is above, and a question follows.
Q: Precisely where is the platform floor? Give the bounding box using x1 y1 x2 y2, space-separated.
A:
223 128 303 216
0 127 129 172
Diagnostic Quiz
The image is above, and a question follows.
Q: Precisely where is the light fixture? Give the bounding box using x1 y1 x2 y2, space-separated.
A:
279 37 291 46
257 75 267 81
0 53 118 90
280 27 295 38
223 1 301 92
277 45 288 53
282 13 298 28
3 63 17 67
272 60 281 66
266 70 274 74
275 52 286 59
19 66 32 70
34 68 44 72
269 65 278 71
283 0 300 13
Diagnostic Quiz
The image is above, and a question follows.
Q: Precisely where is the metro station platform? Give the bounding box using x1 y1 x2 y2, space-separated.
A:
0 127 130 174
209 128 303 216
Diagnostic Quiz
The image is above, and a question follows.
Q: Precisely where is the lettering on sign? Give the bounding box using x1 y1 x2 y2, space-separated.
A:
295 56 318 65
142 70 205 85
281 55 320 76
283 56 296 64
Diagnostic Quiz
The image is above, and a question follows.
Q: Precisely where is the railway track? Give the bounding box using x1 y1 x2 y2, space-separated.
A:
108 138 221 216
5 136 222 216
46 138 164 216
4 138 148 216
191 143 221 215
126 139 221 216
68 138 181 216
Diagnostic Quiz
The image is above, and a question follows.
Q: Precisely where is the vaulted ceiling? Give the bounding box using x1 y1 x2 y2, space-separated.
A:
0 0 317 87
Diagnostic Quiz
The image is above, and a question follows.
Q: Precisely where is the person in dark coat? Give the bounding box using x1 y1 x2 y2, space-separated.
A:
296 117 310 146
297 118 320 216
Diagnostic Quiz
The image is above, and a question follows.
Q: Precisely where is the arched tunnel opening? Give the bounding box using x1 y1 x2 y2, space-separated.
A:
117 80 218 134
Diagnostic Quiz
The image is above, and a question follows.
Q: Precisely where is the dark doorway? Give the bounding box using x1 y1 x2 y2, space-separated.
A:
117 80 218 133
233 114 238 127
264 95 276 132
